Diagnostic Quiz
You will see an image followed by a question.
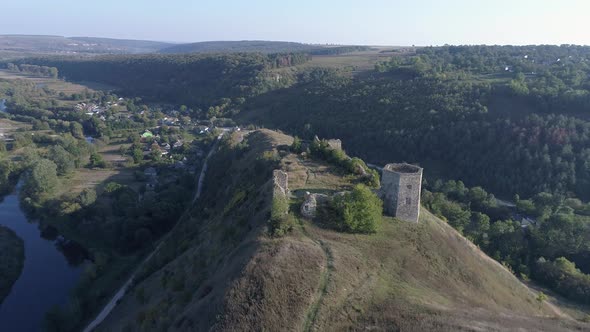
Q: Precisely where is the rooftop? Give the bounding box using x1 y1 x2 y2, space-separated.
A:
383 163 421 174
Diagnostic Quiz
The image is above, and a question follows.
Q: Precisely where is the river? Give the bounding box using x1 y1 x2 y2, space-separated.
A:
0 186 86 332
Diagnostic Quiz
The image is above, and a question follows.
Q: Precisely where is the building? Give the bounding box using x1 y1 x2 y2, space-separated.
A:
380 163 423 223
173 141 183 149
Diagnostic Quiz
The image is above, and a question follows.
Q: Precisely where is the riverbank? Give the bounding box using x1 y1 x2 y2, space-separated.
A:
0 225 24 305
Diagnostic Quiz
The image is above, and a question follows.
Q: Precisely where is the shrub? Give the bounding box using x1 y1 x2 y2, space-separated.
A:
332 184 383 233
89 152 108 168
269 194 291 236
533 257 590 304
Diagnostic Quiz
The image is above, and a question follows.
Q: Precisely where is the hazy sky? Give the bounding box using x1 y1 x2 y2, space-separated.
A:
1 0 589 45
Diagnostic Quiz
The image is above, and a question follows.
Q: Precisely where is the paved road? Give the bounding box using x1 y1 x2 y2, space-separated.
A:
83 132 226 332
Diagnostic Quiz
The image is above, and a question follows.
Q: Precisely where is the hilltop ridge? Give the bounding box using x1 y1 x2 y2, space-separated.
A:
93 129 588 331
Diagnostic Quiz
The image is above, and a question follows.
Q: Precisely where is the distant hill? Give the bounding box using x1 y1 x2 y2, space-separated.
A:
0 35 173 54
160 40 318 54
0 35 371 57
69 37 173 53
160 40 372 55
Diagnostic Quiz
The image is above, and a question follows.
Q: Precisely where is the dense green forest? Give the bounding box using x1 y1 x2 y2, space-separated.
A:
242 45 590 199
423 179 590 305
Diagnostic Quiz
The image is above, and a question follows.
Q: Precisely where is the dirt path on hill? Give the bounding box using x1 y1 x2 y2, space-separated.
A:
298 219 334 332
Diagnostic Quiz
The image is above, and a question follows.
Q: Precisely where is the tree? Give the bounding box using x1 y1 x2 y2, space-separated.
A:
24 159 58 198
79 188 97 207
0 157 12 193
70 122 84 139
333 184 383 233
89 152 107 168
290 136 302 153
48 145 75 175
132 148 143 164
466 212 490 245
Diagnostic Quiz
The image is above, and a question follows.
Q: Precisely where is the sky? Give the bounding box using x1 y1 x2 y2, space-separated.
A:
1 0 589 46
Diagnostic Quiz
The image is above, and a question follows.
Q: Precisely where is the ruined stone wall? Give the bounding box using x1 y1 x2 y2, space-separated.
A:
300 192 331 219
381 163 422 223
326 139 342 151
273 169 289 197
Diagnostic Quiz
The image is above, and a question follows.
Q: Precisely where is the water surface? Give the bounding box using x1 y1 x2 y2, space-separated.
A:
0 188 85 332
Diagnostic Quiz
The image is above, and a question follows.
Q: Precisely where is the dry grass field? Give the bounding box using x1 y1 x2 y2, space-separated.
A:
0 69 115 93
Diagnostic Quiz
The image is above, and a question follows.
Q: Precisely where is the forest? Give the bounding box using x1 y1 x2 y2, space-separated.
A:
3 52 308 108
243 45 590 199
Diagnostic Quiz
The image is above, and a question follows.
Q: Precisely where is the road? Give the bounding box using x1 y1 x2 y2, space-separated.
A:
83 131 226 332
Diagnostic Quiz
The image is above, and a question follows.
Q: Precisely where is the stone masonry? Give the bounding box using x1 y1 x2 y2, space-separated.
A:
300 192 331 219
380 163 423 223
326 139 342 151
273 169 289 197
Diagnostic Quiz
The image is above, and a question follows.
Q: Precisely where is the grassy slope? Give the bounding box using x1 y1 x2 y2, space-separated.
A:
96 130 588 331
0 225 24 305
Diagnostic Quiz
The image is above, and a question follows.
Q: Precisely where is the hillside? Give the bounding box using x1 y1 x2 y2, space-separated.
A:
91 129 588 331
0 35 172 54
159 40 316 54
9 52 304 107
159 40 371 55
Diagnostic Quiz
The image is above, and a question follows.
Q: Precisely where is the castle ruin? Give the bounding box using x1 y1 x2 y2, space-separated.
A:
273 169 289 197
300 192 331 219
380 163 423 223
326 139 342 151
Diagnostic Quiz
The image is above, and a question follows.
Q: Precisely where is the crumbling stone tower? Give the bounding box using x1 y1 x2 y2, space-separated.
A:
381 163 423 222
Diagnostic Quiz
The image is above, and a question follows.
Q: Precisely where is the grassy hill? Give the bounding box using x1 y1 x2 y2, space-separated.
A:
93 130 589 331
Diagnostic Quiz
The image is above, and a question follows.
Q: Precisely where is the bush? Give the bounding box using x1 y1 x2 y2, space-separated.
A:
332 184 383 233
269 194 291 236
533 257 590 304
89 152 108 168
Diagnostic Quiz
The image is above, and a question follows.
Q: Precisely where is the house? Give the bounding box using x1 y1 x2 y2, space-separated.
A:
199 127 210 135
161 117 179 126
173 141 183 149
161 143 171 151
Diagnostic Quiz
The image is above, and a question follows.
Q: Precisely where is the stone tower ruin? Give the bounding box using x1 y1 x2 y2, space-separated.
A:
380 163 423 223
